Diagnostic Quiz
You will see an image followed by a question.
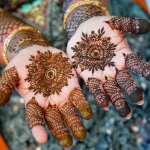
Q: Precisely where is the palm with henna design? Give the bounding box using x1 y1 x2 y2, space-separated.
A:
67 16 150 119
0 45 93 149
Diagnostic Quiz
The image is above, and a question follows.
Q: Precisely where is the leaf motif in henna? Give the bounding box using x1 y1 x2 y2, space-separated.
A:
25 50 74 97
71 28 117 73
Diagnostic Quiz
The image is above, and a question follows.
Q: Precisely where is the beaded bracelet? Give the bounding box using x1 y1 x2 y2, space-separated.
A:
64 0 110 29
1 26 41 65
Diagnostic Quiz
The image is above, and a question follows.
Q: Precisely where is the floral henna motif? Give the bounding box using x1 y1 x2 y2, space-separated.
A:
25 97 44 129
125 53 150 81
25 50 74 97
8 29 51 53
65 5 102 40
72 28 117 73
45 104 72 148
86 78 109 109
0 11 26 42
59 102 87 140
70 88 93 120
103 80 131 118
0 67 19 106
116 70 144 104
106 17 150 34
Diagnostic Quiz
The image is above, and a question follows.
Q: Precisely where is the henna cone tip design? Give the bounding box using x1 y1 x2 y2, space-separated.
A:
59 102 87 140
44 104 73 148
70 88 93 120
116 70 144 105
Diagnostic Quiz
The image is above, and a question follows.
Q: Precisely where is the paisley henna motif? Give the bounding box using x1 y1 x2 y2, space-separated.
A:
25 97 44 129
86 78 109 109
45 104 72 148
59 102 87 140
8 29 51 54
116 70 144 104
65 5 102 40
70 88 93 120
103 80 131 118
25 50 74 97
72 28 117 73
0 67 19 106
0 11 26 43
106 17 150 34
125 53 150 81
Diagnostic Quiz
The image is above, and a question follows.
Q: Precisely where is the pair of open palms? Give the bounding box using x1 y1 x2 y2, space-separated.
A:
1 16 150 148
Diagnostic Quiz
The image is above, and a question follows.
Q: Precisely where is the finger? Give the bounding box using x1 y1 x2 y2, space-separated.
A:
70 87 93 120
103 79 131 119
59 101 87 140
86 77 110 111
105 17 150 34
45 103 73 149
125 53 150 81
115 70 144 105
0 66 19 106
25 97 48 144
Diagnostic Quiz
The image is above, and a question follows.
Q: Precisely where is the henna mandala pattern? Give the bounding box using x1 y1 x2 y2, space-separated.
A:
0 11 26 42
103 80 131 118
72 28 117 73
8 30 51 53
125 53 150 81
45 104 72 148
25 50 74 97
106 17 150 34
86 78 109 109
116 70 143 104
70 88 93 120
0 67 19 106
65 5 102 40
59 102 87 140
25 97 44 129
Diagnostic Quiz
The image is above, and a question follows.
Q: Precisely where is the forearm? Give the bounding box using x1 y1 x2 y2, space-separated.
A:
0 9 51 66
63 0 111 40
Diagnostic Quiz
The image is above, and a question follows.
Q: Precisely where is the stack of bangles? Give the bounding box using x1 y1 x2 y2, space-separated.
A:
1 26 41 65
63 0 110 29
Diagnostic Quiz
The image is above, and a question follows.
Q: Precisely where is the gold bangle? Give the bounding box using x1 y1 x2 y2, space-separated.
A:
1 26 41 65
64 0 110 29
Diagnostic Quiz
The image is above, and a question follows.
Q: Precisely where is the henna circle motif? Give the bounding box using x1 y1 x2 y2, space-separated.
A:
72 28 117 73
25 50 74 97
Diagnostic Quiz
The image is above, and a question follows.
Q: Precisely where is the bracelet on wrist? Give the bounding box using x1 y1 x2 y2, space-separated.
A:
64 0 110 29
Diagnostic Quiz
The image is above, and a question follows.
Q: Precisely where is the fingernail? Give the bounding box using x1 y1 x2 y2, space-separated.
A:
125 111 131 119
58 135 73 148
79 105 93 120
0 90 11 106
129 87 144 104
73 129 87 140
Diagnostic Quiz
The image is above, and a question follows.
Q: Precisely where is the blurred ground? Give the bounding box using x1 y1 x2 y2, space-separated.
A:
0 0 150 150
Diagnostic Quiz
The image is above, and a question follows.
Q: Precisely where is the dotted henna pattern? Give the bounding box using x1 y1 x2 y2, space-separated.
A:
125 53 150 81
0 67 19 106
25 97 44 129
103 80 131 118
59 102 87 140
72 28 117 73
25 50 74 97
86 78 109 109
70 88 93 120
45 104 72 148
106 17 150 34
116 70 143 104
